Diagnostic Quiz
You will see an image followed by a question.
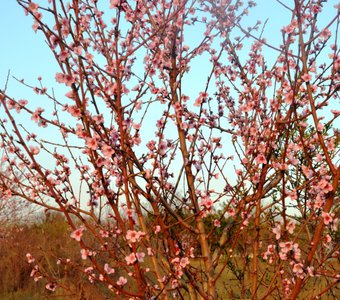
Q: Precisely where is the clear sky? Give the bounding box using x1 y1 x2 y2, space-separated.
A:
1 0 338 153
0 0 338 208
1 1 57 95
1 0 338 150
1 1 338 140
1 0 338 95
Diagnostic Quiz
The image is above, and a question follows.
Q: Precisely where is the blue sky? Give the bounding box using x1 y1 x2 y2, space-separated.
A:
0 0 338 207
1 0 337 94
1 1 338 150
1 1 57 95
1 1 338 141
1 0 338 149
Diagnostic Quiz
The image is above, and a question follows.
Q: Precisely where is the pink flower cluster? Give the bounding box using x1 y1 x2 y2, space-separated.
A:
171 256 190 278
70 226 85 241
55 72 75 86
125 230 145 243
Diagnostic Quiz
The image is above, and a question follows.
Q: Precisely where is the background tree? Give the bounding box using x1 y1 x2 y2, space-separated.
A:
0 0 339 299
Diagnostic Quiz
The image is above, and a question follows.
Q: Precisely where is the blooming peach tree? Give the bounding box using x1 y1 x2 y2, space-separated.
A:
0 0 339 299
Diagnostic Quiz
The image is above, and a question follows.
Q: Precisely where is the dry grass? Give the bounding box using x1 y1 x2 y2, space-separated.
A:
0 215 339 299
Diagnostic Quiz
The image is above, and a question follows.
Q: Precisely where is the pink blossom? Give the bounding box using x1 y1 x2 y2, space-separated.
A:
293 243 301 261
85 52 93 63
145 169 152 179
286 220 296 234
314 195 324 209
318 179 333 193
126 230 145 243
1 190 12 200
84 266 93 273
74 46 82 56
213 219 221 227
70 227 85 241
279 241 293 252
272 223 281 240
262 244 275 263
322 212 333 225
227 208 236 217
110 0 121 9
324 234 331 243
292 263 304 276
45 282 57 292
172 257 180 264
147 247 154 256
80 249 89 260
100 230 109 238
67 105 81 117
86 137 98 150
201 197 214 210
101 144 114 157
171 279 179 288
30 265 42 281
301 165 313 179
154 225 161 234
132 123 141 130
284 92 294 104
307 266 315 277
320 28 331 40
312 4 322 13
32 21 39 32
136 252 145 262
317 122 323 132
28 2 39 13
65 74 75 86
194 96 203 107
180 257 189 268
65 90 76 99
301 73 312 82
18 99 28 106
117 276 127 286
279 241 293 260
34 11 42 20
158 140 167 156
282 24 294 34
59 50 70 61
256 154 267 164
104 263 115 274
125 253 136 265
194 92 208 107
55 72 75 86
26 253 35 263
126 209 133 218
55 73 65 83
134 101 142 111
29 145 40 155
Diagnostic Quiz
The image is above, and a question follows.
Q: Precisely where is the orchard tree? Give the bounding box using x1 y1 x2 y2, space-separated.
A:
0 0 339 299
